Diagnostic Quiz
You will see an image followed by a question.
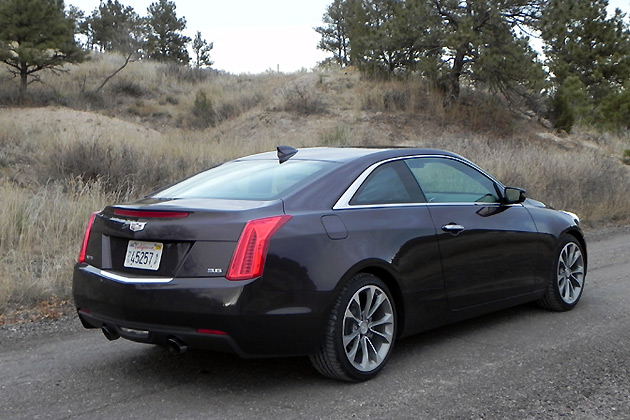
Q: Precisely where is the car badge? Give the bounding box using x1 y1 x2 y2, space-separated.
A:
129 221 147 232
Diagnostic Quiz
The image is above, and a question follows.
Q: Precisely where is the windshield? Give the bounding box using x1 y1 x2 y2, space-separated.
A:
152 159 337 200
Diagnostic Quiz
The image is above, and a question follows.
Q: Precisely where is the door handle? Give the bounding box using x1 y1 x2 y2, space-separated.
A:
441 223 465 234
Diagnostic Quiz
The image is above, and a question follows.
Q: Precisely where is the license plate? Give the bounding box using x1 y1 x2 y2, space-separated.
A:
124 241 163 271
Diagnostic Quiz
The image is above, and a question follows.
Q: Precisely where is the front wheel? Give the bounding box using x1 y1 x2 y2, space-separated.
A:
538 235 586 311
310 273 397 382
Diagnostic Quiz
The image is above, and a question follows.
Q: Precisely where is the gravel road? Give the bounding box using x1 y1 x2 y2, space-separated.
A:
1 228 629 419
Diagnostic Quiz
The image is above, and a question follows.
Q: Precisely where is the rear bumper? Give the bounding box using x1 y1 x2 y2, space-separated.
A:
72 264 329 357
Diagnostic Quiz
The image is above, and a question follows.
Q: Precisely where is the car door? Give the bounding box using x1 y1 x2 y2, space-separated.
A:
334 160 448 332
404 156 540 310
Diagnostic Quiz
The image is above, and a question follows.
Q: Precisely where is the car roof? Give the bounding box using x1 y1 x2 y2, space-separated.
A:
236 147 462 164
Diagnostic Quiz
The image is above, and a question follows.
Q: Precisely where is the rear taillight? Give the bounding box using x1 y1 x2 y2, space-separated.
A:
78 212 98 263
197 329 228 335
226 215 292 281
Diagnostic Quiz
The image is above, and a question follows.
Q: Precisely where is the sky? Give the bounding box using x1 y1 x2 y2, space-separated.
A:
68 0 332 74
68 0 630 75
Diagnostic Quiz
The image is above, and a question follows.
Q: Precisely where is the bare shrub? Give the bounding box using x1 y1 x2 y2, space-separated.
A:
44 139 136 191
0 86 25 106
320 126 351 146
81 90 106 109
383 89 411 111
281 82 326 115
127 101 169 119
359 78 426 113
162 95 179 105
43 139 177 195
160 62 212 84
215 93 263 122
444 95 517 138
359 80 517 138
111 79 146 97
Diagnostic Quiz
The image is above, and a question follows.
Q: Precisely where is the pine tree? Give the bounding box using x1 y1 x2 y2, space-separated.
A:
144 0 190 64
320 0 546 103
347 0 425 76
0 0 86 96
82 0 142 54
192 31 213 69
426 0 545 105
541 0 630 130
315 0 354 67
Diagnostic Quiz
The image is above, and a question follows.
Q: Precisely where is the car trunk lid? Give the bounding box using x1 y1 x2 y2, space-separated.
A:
81 198 285 278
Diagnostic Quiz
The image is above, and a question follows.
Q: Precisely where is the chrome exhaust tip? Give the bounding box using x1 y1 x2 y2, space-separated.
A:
166 337 188 354
102 325 120 341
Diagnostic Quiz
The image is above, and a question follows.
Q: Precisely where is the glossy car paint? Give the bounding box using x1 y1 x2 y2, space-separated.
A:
73 147 586 358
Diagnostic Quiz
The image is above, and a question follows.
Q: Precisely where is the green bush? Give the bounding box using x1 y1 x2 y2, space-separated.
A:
598 91 630 132
191 90 216 129
550 76 590 133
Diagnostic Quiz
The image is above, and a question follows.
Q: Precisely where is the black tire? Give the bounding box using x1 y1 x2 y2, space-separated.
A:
538 235 586 311
309 273 397 382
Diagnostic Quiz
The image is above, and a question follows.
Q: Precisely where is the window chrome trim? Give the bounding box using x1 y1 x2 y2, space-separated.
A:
335 202 515 210
333 154 505 210
81 264 174 284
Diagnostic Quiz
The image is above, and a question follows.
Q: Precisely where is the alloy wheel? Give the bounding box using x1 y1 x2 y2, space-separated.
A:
557 242 585 305
342 285 395 372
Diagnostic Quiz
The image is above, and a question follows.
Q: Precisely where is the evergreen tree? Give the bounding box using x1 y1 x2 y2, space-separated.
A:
551 76 589 132
66 4 85 35
319 0 545 103
347 0 430 75
541 0 630 130
315 0 355 67
144 0 190 63
0 0 86 96
82 0 142 54
192 31 213 68
425 0 545 105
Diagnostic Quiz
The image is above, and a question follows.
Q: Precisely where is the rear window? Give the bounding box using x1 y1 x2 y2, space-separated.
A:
152 160 337 200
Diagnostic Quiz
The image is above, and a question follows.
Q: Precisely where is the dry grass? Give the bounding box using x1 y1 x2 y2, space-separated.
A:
0 179 112 313
1 54 629 315
0 106 282 314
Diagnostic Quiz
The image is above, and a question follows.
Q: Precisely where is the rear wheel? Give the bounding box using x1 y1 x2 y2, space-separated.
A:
310 273 396 381
538 235 585 311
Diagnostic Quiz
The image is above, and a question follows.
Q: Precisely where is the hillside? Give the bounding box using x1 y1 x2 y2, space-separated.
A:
1 54 629 315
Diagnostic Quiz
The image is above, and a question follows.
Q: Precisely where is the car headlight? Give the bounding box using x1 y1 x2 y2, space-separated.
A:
561 210 580 225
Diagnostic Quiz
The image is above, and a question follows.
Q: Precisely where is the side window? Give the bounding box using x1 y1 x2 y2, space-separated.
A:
405 158 499 203
350 161 424 205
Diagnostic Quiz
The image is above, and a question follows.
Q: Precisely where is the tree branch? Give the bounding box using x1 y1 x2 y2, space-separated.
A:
94 52 135 94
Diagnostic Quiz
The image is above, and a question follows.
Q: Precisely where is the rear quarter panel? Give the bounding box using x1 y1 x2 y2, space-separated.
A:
261 206 448 337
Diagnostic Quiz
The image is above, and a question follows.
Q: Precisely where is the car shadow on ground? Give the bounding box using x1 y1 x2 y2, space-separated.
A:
96 302 550 391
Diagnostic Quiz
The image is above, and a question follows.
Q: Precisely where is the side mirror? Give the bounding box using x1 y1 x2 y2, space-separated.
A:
504 187 526 204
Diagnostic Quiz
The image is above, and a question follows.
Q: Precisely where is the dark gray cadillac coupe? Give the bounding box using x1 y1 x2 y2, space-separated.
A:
73 147 586 381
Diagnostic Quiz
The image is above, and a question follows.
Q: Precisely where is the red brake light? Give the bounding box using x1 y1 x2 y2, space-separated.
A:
197 329 228 335
78 212 98 263
226 215 292 281
113 209 189 218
